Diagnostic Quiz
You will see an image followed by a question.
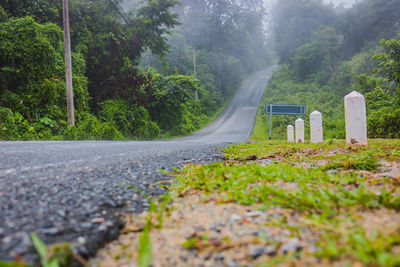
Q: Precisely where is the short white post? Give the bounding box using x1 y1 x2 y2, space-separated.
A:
295 118 304 143
310 110 323 143
287 125 294 143
344 91 367 145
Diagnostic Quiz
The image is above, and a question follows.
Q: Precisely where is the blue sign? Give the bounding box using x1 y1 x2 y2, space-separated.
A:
265 104 306 139
265 104 306 115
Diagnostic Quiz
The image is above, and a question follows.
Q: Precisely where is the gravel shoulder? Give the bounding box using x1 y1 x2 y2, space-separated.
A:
93 140 400 267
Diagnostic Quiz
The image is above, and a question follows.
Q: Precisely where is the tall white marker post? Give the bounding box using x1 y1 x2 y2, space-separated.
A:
287 125 294 143
310 110 323 143
295 118 305 143
344 91 367 145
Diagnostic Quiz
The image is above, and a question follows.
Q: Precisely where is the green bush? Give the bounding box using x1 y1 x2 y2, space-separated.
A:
368 107 400 138
0 107 20 140
0 6 7 22
148 72 209 135
98 99 160 138
0 16 89 124
62 112 123 140
0 106 47 140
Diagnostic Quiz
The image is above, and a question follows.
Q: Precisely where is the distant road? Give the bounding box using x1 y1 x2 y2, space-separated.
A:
178 67 276 143
0 66 275 264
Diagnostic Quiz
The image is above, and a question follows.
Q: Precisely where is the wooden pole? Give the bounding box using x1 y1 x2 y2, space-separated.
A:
193 47 198 100
62 0 75 126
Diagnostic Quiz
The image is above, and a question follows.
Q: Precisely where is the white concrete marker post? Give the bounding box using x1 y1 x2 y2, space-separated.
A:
295 118 305 143
310 110 323 143
344 91 367 145
287 125 294 143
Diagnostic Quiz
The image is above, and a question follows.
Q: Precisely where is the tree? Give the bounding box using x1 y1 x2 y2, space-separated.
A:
0 17 88 121
290 26 340 80
272 0 336 63
65 0 179 106
0 0 61 24
340 0 400 57
373 34 400 103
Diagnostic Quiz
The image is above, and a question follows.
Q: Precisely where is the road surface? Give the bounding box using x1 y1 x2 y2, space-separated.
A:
0 66 275 264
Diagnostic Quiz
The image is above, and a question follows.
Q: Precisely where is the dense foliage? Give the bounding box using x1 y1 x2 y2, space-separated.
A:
142 0 271 107
260 0 400 139
0 0 271 140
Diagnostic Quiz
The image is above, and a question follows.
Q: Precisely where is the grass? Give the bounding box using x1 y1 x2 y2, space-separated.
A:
167 139 400 266
248 105 270 141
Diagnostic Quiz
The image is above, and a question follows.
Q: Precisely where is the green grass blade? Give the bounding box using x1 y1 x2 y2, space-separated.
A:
0 261 31 267
30 233 59 267
138 228 152 267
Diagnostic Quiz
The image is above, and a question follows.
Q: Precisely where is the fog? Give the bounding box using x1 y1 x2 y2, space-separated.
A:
324 0 360 8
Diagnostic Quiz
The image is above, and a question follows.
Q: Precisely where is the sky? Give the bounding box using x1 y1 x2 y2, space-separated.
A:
324 0 360 8
263 0 360 9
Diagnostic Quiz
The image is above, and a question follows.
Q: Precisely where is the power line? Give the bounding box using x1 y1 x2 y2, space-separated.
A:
108 0 131 24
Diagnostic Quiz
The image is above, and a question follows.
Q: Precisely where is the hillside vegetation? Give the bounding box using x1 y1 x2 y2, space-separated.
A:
0 0 271 140
253 0 400 140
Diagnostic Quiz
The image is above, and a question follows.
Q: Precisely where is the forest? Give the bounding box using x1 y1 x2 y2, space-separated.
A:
0 0 270 140
259 0 400 139
0 0 399 140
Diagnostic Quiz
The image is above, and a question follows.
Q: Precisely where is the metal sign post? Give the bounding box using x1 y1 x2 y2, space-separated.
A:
266 104 306 139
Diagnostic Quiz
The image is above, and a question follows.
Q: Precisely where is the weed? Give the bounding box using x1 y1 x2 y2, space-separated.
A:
30 233 74 267
323 153 380 171
137 227 152 267
0 262 29 267
316 224 400 266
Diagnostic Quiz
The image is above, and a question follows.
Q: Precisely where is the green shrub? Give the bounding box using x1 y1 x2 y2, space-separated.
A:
368 107 400 138
0 6 7 22
62 112 123 140
0 107 20 140
98 99 159 138
149 72 209 135
0 16 89 124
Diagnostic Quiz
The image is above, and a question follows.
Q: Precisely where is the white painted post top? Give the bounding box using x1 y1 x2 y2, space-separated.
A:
345 90 365 101
311 110 322 116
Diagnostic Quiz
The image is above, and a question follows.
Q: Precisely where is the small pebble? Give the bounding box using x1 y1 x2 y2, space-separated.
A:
215 252 224 261
229 214 241 223
91 218 105 224
246 211 262 218
265 245 277 256
250 247 265 259
281 238 302 254
227 259 239 267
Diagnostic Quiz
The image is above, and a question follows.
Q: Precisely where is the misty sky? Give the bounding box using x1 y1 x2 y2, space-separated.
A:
324 0 359 8
263 0 359 9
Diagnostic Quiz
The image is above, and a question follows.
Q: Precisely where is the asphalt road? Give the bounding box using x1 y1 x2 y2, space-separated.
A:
0 66 275 264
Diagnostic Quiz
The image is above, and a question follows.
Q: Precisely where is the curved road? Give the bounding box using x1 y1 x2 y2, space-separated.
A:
0 66 275 264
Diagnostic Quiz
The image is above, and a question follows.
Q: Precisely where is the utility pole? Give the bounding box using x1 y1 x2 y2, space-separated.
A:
62 0 75 126
193 47 198 100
